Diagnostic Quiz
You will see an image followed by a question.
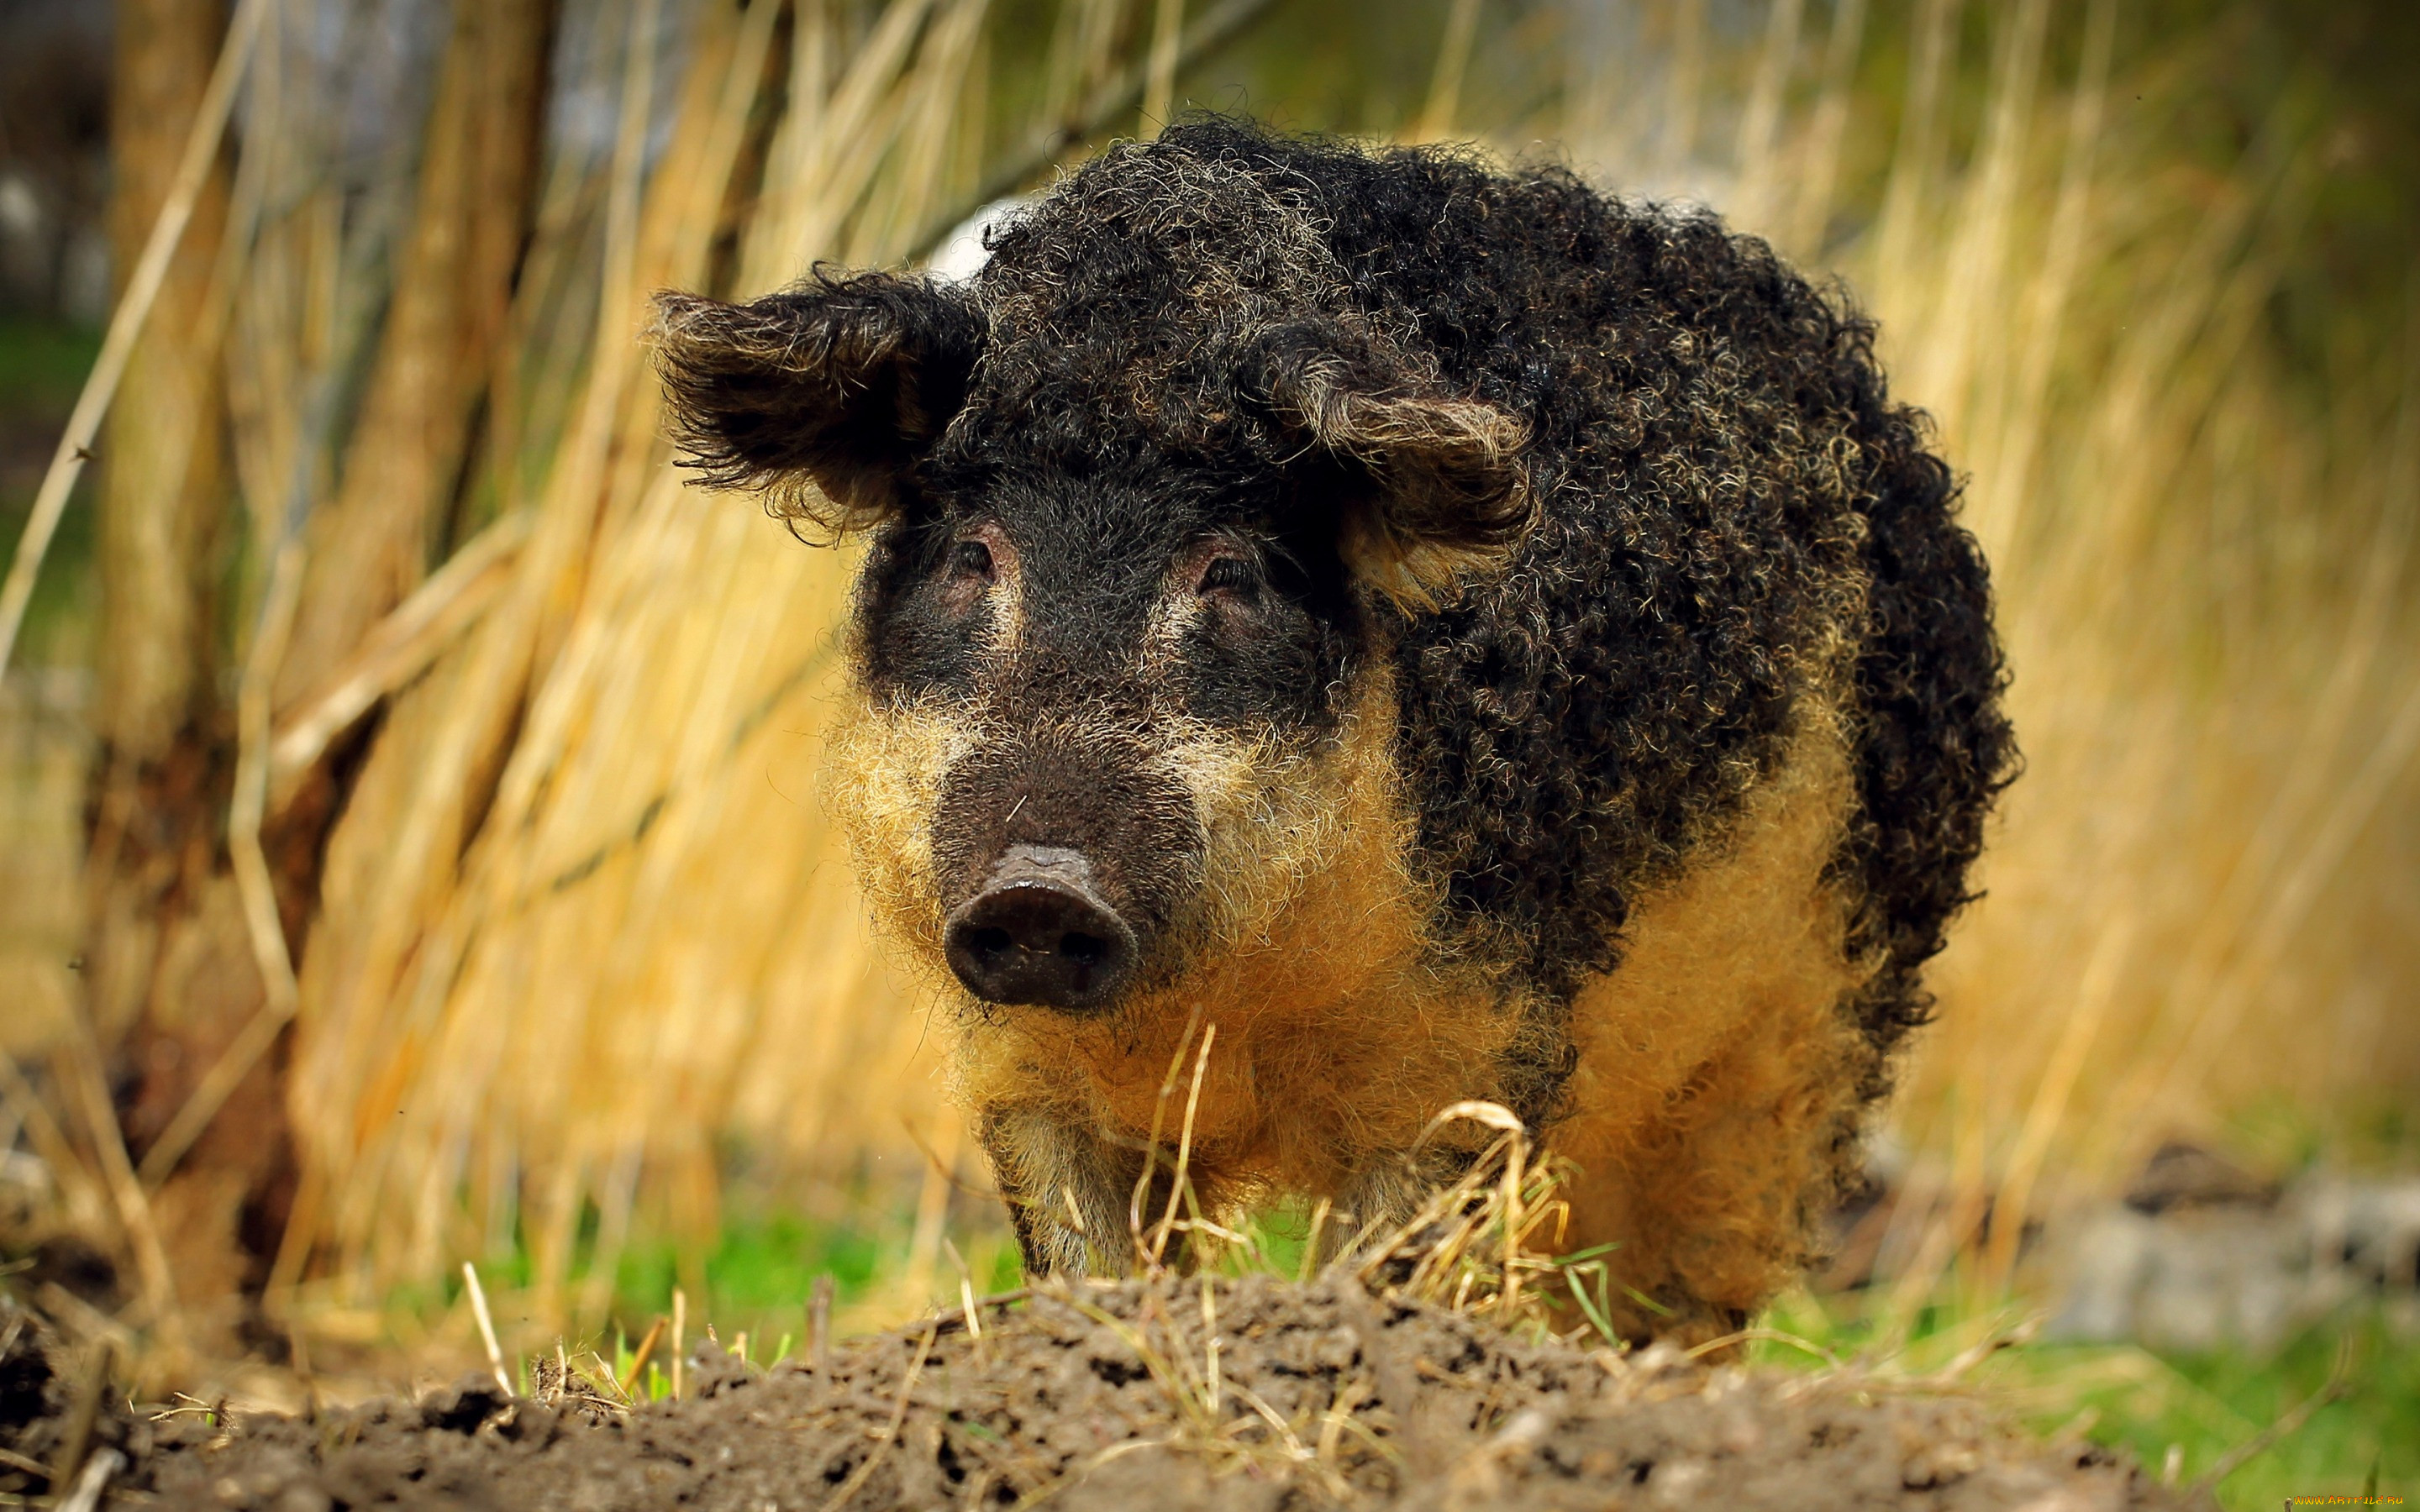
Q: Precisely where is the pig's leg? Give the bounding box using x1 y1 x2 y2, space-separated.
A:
1318 1145 1487 1272
1545 724 1875 1344
976 1104 1150 1276
1551 1022 1870 1347
1321 1164 1428 1268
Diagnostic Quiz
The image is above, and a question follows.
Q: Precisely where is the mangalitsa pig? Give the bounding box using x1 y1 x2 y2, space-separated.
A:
653 119 2015 1342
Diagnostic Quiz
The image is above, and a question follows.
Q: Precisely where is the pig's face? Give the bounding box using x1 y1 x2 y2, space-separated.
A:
850 459 1367 1011
655 234 1530 1018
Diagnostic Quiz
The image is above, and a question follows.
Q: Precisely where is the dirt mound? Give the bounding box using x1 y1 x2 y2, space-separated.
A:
1 1279 2177 1510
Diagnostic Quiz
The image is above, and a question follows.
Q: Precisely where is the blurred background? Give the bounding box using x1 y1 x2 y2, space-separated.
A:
1 0 2414 1500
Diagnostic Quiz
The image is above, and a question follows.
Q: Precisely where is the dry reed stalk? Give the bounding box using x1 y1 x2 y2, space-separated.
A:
1899 0 2050 454
130 535 306 1193
902 1115 965 1305
56 1024 182 1358
1870 1084 1990 1357
2133 343 2420 1051
618 1313 666 1398
176 8 449 1263
291 0 680 1301
271 0 555 710
1044 0 1127 134
1149 1025 1218 1268
413 7 781 1294
462 1262 512 1394
1779 0 1864 256
1869 0 1960 310
266 511 534 796
951 0 1276 251
1143 0 1184 132
1965 106 2379 1195
1727 0 1803 233
220 119 334 591
462 8 934 1296
1126 1005 1206 1263
1969 0 2113 569
72 0 257 1131
847 0 993 266
1345 1101 1582 1340
672 1287 687 1399
1411 0 1481 142
0 1047 102 1236
1974 913 2131 1299
1660 0 1707 185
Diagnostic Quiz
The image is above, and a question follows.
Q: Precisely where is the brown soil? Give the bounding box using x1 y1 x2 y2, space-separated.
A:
0 1278 2183 1511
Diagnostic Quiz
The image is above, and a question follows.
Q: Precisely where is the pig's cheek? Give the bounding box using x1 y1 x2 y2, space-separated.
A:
823 692 966 969
1161 672 1410 962
1137 587 1209 680
981 549 1025 657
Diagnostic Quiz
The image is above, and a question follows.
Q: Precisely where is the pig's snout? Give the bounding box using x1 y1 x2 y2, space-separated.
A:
944 844 1138 1011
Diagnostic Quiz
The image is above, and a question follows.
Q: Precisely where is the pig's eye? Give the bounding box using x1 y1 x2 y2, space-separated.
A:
947 538 996 582
1197 554 1260 597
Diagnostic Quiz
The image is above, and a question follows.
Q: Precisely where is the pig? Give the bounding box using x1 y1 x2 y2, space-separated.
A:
651 118 2015 1342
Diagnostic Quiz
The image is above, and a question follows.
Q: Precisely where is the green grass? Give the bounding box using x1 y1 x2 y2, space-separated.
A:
429 1204 1018 1400
0 314 102 666
1756 1286 2417 1510
0 314 98 413
469 1204 1024 1393
2032 1310 2413 1509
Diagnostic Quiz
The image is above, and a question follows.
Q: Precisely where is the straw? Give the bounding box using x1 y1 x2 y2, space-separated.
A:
462 1263 512 1394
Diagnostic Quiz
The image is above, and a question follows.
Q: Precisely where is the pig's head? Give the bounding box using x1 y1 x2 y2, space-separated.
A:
653 144 1532 1019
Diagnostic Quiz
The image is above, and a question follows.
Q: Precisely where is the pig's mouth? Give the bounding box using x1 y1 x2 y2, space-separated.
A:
942 843 1140 1012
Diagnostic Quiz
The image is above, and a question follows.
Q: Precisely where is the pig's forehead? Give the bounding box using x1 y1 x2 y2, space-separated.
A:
934 334 1298 500
929 454 1274 544
1007 483 1195 575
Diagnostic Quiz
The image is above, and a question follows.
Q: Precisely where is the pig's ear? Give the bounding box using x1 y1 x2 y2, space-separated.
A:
1264 347 1535 611
651 271 984 533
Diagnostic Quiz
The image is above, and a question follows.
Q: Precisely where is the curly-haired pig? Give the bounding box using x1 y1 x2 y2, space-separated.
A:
652 119 2016 1342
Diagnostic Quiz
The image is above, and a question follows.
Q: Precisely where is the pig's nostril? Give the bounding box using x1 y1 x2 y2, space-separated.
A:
943 874 1138 1013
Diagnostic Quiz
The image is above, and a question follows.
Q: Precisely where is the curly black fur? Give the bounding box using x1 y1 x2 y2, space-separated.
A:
1113 126 2023 1085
